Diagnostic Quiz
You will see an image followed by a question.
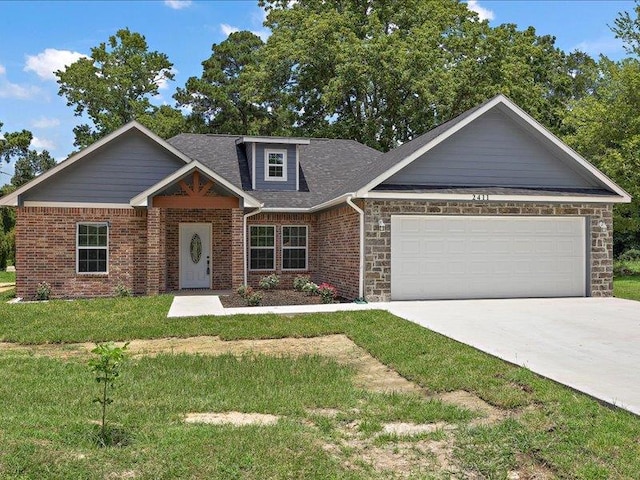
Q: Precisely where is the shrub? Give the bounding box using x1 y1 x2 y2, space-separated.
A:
246 291 263 306
88 342 129 447
0 229 7 270
317 282 338 304
302 281 319 295
620 249 640 262
114 283 132 297
237 284 254 298
259 273 280 290
614 262 634 277
36 281 51 301
293 275 311 291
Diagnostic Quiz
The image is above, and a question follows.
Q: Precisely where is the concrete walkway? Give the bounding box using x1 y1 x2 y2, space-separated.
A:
167 295 640 415
167 296 381 317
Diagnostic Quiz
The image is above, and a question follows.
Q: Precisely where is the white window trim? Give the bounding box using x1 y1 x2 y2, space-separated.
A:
264 148 288 182
76 222 109 275
281 225 308 271
249 225 276 271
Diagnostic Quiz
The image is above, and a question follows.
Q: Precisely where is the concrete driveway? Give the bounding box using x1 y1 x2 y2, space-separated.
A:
386 297 640 415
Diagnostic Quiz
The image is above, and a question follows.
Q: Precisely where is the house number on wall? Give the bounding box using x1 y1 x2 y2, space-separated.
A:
471 194 490 201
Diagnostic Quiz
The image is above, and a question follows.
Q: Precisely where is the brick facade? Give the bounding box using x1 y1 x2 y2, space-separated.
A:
16 207 147 299
246 212 319 290
363 200 614 301
316 204 361 300
14 200 615 302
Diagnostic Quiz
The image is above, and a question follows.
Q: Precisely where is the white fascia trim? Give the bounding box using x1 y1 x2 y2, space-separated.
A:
237 136 310 145
355 95 631 203
259 193 356 214
23 201 133 209
0 121 193 207
130 160 262 208
295 144 300 191
362 191 629 204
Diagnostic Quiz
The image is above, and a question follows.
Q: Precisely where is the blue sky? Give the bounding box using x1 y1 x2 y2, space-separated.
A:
0 0 635 181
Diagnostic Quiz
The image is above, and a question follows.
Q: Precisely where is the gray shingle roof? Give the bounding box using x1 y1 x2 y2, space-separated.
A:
167 134 382 209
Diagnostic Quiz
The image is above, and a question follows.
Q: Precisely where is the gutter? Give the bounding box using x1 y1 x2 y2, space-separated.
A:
346 195 365 300
243 204 264 285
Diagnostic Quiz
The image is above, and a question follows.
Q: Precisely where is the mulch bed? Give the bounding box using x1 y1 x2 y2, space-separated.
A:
219 289 326 308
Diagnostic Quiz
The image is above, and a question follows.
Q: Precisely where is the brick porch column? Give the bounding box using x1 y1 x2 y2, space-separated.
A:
230 208 244 287
146 207 163 295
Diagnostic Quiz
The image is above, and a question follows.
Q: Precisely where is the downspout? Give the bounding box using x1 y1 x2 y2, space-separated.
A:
243 204 264 286
346 195 365 300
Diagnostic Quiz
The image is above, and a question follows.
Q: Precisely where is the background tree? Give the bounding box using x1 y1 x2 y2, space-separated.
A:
56 28 184 148
0 122 57 268
174 31 283 135
228 0 593 151
562 1 640 254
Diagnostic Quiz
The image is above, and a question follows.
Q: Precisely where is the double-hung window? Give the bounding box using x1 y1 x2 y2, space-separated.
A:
265 149 287 181
77 223 108 273
282 226 307 270
250 225 275 270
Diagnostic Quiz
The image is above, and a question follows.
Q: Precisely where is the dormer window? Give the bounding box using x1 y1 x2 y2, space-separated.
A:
265 149 287 182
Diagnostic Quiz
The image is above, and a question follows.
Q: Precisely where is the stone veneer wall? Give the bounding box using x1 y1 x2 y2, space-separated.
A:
16 207 148 299
246 212 318 289
316 203 361 300
363 200 614 302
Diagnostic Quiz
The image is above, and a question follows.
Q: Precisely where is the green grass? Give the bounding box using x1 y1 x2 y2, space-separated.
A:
1 297 640 477
0 270 15 283
614 275 640 301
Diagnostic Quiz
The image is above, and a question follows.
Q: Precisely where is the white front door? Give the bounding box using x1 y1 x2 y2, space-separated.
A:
179 223 211 289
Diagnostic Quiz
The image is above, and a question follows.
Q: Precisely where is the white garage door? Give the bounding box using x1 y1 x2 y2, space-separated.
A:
390 216 586 300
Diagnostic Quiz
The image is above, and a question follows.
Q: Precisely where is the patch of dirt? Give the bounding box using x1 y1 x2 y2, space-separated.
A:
185 412 280 426
381 422 455 436
436 390 507 425
508 454 556 480
219 289 325 308
0 334 420 394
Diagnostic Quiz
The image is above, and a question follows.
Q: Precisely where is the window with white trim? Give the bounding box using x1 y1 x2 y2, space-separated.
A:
265 149 287 181
282 225 307 270
77 223 108 273
250 225 275 270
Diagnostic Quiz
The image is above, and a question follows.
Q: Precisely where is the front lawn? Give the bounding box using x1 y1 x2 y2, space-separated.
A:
1 297 640 477
0 270 15 283
614 275 640 301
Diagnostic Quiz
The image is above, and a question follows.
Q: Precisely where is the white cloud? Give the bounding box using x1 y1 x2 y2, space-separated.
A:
221 23 240 36
24 48 88 81
0 79 41 99
0 64 5 76
573 36 625 57
155 67 177 90
164 0 192 10
32 117 61 129
467 0 494 21
31 136 56 152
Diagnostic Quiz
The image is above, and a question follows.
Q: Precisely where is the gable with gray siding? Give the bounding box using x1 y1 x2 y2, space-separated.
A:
253 143 298 191
23 130 185 204
383 107 600 189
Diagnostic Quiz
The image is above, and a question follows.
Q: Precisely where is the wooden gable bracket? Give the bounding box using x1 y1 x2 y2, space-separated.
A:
152 170 240 209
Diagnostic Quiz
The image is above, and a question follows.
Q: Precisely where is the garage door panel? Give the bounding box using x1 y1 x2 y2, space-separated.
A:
391 216 586 300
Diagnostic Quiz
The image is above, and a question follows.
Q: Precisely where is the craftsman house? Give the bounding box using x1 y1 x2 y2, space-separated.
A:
0 95 630 301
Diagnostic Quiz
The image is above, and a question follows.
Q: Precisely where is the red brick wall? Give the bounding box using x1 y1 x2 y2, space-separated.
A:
246 212 318 290
16 207 147 299
316 204 361 299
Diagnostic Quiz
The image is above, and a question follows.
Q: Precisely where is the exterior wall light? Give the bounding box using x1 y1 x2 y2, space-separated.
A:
378 219 386 232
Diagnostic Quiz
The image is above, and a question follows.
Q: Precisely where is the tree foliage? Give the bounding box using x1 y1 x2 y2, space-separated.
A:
174 31 282 135
563 2 640 253
56 28 183 147
11 149 56 188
